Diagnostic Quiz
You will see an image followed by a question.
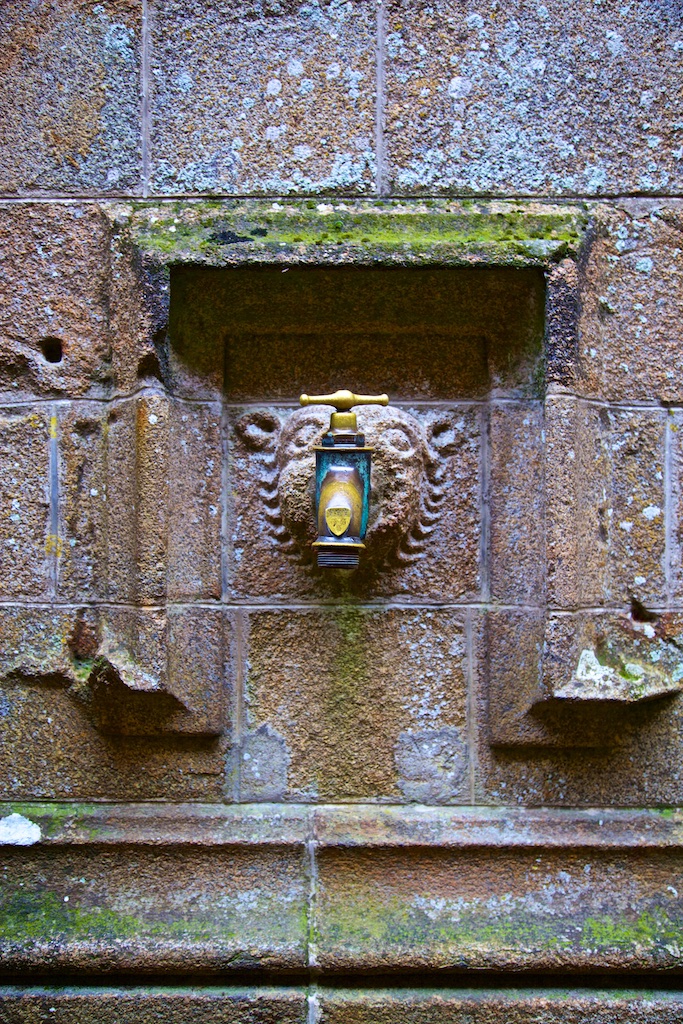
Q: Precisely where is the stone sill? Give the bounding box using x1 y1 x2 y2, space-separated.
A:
2 802 682 848
120 198 590 269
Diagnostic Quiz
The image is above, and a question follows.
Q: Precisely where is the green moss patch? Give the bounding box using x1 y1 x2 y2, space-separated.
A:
122 199 589 269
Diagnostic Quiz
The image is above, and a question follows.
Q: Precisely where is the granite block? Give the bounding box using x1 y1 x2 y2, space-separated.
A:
475 608 683 804
0 987 308 1024
58 402 109 601
579 201 683 403
0 205 112 402
488 402 544 604
167 401 223 601
315 842 683 971
148 0 375 195
0 407 51 599
606 407 666 608
0 1 141 194
0 844 308 973
385 1 683 196
318 989 683 1023
166 607 233 736
544 396 610 608
240 607 470 802
103 397 139 603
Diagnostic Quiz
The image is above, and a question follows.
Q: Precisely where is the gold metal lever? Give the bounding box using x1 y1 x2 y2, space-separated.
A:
300 390 389 412
300 390 389 431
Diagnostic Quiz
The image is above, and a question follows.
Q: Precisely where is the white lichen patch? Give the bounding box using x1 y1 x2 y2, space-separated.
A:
554 647 683 703
0 812 41 846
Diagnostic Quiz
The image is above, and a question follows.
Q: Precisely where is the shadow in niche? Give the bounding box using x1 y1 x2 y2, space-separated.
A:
168 265 547 400
527 694 678 749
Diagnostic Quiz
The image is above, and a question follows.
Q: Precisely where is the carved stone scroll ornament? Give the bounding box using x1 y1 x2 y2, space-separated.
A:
235 405 458 570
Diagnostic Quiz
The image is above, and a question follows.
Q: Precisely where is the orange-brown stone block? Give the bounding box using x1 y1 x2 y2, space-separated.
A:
239 606 470 802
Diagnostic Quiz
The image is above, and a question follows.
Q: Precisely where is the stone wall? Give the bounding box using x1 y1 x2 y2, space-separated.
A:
1 1 683 1019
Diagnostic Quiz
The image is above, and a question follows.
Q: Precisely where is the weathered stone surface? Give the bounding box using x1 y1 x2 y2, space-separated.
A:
544 396 610 608
545 397 667 610
0 206 112 402
104 397 139 603
484 607 683 750
0 605 229 798
130 198 588 268
385 2 683 196
58 402 109 601
5 801 683 849
545 258 580 390
0 678 226 800
315 843 683 972
475 611 683 804
0 845 308 973
488 402 544 604
229 404 481 601
240 607 470 802
598 406 666 608
667 408 683 604
104 394 169 604
3 988 683 1024
170 264 545 401
105 394 223 603
318 989 683 1023
541 611 683 706
108 216 169 396
92 605 230 737
0 1 141 194
166 607 233 736
148 0 375 195
166 401 223 601
0 987 308 1023
0 407 51 599
482 609 547 747
1 801 681 978
579 202 683 403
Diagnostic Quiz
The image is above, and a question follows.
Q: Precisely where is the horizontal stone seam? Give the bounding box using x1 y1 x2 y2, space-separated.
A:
1 396 680 412
1 985 683 999
0 600 676 614
3 191 683 202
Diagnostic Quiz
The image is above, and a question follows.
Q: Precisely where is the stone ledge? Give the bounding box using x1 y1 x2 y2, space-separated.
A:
1 802 681 848
123 199 589 269
1 987 683 1023
1 804 683 976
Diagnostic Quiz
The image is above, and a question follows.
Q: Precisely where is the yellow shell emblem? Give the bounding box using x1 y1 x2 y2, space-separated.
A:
325 506 352 537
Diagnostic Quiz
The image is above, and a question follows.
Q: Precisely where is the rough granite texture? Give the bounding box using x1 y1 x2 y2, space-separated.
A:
3 0 683 1006
0 0 142 194
384 0 683 196
240 606 469 802
0 205 113 400
148 0 376 195
0 988 308 1023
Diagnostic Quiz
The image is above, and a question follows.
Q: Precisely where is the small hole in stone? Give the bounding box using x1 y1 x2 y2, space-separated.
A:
40 337 63 363
631 597 658 623
137 351 163 382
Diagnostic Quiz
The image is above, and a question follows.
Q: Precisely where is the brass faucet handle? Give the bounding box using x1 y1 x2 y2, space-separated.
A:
299 389 389 412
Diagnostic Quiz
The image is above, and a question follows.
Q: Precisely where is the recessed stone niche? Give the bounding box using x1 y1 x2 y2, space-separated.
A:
168 264 546 401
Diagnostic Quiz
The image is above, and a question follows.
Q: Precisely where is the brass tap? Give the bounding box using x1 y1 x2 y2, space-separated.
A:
298 389 389 568
300 390 388 432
